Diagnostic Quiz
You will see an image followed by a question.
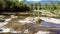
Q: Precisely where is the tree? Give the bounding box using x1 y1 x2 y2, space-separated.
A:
49 2 56 11
57 2 60 10
0 0 30 12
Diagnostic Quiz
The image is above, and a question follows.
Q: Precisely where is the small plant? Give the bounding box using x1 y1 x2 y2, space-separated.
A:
35 17 41 25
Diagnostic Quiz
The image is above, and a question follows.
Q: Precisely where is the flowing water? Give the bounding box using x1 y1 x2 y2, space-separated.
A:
41 20 60 34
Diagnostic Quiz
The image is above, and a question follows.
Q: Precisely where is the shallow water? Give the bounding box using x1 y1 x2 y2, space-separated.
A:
41 20 60 28
41 20 60 34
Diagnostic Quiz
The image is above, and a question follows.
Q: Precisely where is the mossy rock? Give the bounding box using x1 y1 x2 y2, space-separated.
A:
0 20 5 22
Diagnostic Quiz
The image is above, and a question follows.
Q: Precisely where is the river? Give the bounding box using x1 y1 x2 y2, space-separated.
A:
40 17 60 34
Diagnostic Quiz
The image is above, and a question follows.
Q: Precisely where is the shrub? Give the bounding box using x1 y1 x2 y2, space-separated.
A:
35 17 41 25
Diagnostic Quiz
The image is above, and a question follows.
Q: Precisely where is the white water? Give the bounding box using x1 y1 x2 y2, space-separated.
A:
0 28 10 33
0 22 8 28
35 31 50 34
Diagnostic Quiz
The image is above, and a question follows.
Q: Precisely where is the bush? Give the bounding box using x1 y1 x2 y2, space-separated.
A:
35 17 41 25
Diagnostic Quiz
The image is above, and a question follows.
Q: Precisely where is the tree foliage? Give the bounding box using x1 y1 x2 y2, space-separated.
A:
29 2 60 11
0 0 30 12
0 0 60 13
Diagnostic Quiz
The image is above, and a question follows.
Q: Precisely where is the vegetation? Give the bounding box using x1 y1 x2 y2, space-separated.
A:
29 2 58 11
0 0 30 12
0 0 60 16
0 0 60 12
29 2 60 12
35 17 41 25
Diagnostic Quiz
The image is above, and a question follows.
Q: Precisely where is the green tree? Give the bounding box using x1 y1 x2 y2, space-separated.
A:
57 2 60 10
0 0 30 12
49 2 56 11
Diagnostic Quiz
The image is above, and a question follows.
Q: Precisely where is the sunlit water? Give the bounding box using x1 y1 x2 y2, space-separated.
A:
41 20 60 34
0 22 8 28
